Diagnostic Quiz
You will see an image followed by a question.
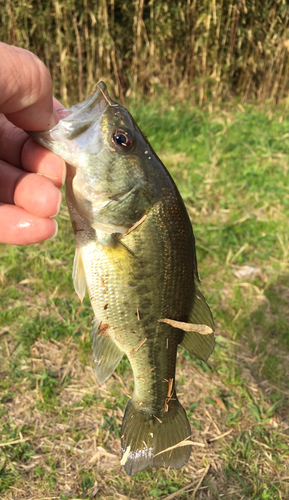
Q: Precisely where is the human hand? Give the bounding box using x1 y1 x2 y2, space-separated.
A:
0 42 66 245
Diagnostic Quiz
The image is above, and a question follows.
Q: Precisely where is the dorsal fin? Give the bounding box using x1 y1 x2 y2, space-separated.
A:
180 287 215 361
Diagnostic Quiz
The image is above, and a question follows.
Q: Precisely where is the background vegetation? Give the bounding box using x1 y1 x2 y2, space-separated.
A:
1 0 289 105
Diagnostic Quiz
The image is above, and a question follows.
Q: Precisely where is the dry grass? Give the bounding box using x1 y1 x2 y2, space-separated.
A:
1 328 288 499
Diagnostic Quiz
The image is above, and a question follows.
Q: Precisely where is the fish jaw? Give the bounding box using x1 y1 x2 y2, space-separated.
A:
27 82 111 169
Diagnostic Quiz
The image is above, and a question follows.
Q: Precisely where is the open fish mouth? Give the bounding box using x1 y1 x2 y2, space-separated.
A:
53 82 115 139
27 82 114 166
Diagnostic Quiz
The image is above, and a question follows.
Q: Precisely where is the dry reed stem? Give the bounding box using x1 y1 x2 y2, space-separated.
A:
1 0 289 104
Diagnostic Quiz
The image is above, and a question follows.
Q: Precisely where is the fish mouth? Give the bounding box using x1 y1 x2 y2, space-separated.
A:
26 81 117 164
53 82 115 140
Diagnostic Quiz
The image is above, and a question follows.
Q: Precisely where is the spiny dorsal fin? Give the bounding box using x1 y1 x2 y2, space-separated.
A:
91 320 124 384
180 287 215 361
72 247 86 302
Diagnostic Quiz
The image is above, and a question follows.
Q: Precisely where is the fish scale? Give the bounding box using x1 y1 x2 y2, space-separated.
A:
28 81 215 475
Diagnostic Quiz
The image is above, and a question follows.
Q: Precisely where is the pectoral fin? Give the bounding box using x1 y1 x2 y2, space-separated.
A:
180 287 215 361
100 235 136 274
72 247 86 301
91 320 124 384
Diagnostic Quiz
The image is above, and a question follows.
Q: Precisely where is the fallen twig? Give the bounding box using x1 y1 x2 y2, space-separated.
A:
0 437 31 447
158 318 213 334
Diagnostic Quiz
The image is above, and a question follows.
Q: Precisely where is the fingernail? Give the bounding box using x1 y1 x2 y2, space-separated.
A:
53 107 61 126
49 219 58 239
51 189 62 217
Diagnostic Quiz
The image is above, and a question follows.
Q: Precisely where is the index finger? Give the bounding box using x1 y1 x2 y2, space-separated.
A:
0 98 66 188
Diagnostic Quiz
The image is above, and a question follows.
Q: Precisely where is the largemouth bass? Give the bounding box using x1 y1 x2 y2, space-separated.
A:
29 82 215 475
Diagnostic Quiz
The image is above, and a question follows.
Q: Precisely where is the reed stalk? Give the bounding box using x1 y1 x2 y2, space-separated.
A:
0 0 288 104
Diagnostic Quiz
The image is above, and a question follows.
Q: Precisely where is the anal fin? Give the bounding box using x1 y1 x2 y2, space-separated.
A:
180 287 215 361
92 320 123 384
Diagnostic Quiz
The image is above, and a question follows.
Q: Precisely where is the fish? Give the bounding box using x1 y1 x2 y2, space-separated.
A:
28 82 215 475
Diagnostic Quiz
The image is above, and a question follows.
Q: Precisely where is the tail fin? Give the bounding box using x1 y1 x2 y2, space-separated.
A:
120 397 191 475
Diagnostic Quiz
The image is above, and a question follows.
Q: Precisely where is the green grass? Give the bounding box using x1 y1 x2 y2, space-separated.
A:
0 100 289 499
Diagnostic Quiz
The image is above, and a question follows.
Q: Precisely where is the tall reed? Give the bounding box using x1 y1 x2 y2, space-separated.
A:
1 0 289 105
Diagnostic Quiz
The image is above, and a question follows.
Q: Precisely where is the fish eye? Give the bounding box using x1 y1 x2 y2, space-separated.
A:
112 128 133 151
